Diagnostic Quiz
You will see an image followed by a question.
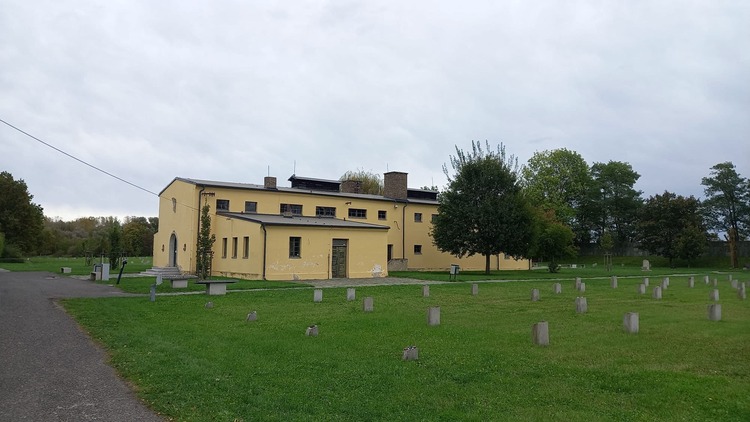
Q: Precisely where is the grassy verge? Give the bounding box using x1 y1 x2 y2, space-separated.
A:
64 275 750 421
0 256 153 275
102 276 311 294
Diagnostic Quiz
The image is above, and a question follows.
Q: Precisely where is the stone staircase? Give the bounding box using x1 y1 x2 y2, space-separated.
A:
141 266 189 277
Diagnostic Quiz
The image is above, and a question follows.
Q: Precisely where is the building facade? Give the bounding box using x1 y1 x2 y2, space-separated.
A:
153 172 530 280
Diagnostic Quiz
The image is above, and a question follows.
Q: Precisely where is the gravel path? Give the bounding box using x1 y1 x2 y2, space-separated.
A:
0 271 164 421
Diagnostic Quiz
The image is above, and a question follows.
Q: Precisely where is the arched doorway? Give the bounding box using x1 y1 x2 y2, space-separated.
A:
169 233 178 267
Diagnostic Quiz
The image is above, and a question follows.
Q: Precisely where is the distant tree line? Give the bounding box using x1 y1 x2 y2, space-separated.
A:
0 171 157 261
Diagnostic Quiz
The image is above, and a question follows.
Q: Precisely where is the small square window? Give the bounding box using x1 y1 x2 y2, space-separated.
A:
216 199 229 211
281 204 303 215
245 201 257 213
414 212 423 222
378 210 387 220
414 245 422 255
289 236 301 258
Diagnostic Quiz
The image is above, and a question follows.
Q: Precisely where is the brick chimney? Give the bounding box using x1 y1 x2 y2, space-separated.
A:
264 176 277 189
383 171 407 199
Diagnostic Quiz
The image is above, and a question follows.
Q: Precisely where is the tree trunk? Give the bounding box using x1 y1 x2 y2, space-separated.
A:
485 254 491 275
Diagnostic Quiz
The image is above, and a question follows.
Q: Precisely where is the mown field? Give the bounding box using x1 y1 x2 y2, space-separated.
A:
63 272 750 421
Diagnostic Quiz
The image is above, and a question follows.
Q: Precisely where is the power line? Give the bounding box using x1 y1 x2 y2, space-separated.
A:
1 117 160 197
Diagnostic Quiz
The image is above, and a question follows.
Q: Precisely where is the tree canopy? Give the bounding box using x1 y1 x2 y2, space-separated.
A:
637 191 706 266
0 171 45 256
701 162 749 267
431 141 534 274
339 169 384 195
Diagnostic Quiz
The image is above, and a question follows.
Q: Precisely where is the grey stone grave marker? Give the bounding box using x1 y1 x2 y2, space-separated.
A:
708 304 721 321
205 301 214 309
713 278 718 287
653 286 662 299
471 283 479 296
638 284 646 294
531 288 540 302
305 325 319 336
314 289 323 303
704 275 710 284
402 346 419 361
738 284 746 300
575 297 588 313
532 321 549 346
578 282 586 292
688 276 694 288
731 280 738 289
422 285 430 298
347 288 356 301
575 277 582 290
553 283 562 294
642 259 650 271
623 312 639 334
428 306 441 326
709 289 720 301
363 297 374 312
643 277 649 286
611 276 618 289
246 311 257 322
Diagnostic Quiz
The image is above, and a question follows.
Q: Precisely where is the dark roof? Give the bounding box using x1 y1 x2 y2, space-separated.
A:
288 175 341 192
218 212 390 229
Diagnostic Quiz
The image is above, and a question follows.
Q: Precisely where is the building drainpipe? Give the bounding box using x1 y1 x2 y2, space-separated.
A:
261 223 268 280
401 202 408 259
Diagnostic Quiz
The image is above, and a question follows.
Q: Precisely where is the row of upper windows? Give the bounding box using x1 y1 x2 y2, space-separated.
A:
215 199 437 221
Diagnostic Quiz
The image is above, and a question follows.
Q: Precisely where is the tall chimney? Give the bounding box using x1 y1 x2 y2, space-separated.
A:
340 179 362 194
264 176 277 189
383 171 407 199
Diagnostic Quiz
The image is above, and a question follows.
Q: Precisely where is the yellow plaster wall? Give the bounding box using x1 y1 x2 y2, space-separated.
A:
211 217 265 279
152 180 200 272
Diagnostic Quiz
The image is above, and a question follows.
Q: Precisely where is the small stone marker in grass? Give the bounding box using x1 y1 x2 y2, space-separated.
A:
363 297 374 312
713 278 718 287
575 277 582 290
738 284 746 300
246 311 257 322
688 276 694 288
729 274 733 281
427 307 441 326
611 276 618 289
402 346 419 361
305 325 319 336
623 312 639 334
471 283 478 296
730 280 738 289
642 259 650 271
661 279 669 290
638 284 646 294
653 286 662 300
532 321 549 346
553 283 562 294
314 289 323 303
710 289 720 301
575 297 588 313
422 285 430 298
205 301 214 309
708 304 721 321
663 277 670 286
643 277 649 286
531 289 540 302
578 282 586 293
347 288 355 301
704 275 710 284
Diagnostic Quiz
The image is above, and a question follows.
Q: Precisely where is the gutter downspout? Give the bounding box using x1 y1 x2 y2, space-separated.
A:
401 201 408 259
261 223 268 280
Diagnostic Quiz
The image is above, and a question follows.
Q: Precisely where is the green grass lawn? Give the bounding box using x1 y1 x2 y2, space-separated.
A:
0 256 154 275
63 275 750 421
103 276 311 294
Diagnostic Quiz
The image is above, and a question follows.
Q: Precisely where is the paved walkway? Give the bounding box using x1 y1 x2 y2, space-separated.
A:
0 271 164 421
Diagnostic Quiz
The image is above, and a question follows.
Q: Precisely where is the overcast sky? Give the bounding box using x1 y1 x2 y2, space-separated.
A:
1 1 748 221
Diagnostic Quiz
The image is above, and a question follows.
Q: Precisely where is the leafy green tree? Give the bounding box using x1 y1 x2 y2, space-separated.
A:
123 217 156 257
637 191 706 266
0 171 44 255
701 162 749 268
431 141 534 274
521 148 592 227
196 203 216 279
108 220 123 269
0 231 5 257
579 161 643 250
529 210 577 273
340 169 384 195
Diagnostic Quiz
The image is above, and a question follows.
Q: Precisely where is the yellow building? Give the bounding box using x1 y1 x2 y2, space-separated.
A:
153 172 529 280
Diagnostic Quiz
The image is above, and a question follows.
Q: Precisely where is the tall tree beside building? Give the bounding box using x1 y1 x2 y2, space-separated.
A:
431 141 535 274
521 148 592 227
196 203 216 279
339 170 384 195
578 161 643 250
528 210 577 273
0 171 44 256
637 191 706 266
701 162 749 268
